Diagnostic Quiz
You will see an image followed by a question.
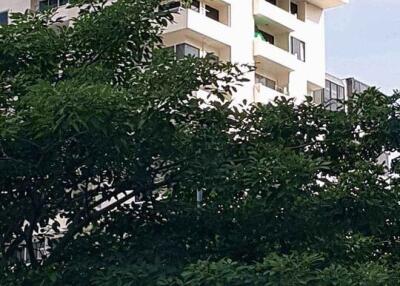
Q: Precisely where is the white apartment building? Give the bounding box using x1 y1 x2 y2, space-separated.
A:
0 0 348 104
162 0 348 104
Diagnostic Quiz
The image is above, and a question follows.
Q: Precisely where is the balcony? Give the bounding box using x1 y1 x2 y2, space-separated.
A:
163 2 232 48
253 0 303 33
254 37 300 73
307 0 348 9
254 83 286 103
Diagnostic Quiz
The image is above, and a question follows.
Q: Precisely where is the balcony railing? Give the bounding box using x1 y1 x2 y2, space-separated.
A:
164 7 232 48
254 83 288 103
254 37 299 72
160 0 229 26
253 0 303 33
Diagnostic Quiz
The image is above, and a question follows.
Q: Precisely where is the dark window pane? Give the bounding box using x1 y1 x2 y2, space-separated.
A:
291 37 305 62
266 0 277 5
256 27 275 44
49 0 58 8
290 2 298 15
39 0 49 11
0 11 8 25
325 80 330 90
191 0 200 12
206 5 219 22
176 43 200 59
160 1 180 12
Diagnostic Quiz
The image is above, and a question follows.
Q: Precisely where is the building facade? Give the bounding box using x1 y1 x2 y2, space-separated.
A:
313 73 369 111
1 0 348 104
161 0 348 104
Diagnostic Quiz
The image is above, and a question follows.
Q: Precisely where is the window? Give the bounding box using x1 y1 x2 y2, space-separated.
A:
290 2 298 16
255 27 274 44
330 84 338 111
39 0 68 11
266 0 277 5
205 5 219 22
0 11 8 25
256 74 276 90
291 37 305 62
190 0 200 12
324 80 331 104
353 80 368 93
313 89 323 105
331 82 337 100
319 80 345 111
338 86 345 100
176 43 200 59
159 1 181 12
337 86 345 110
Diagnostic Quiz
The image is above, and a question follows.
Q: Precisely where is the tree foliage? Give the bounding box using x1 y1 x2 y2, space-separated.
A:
1 0 400 285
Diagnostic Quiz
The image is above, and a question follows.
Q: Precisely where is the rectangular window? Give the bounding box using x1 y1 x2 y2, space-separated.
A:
49 0 59 8
255 74 276 90
39 0 48 11
331 83 338 100
323 80 346 111
266 0 277 5
313 89 323 105
291 37 305 62
337 86 345 111
257 29 274 44
290 2 298 15
205 5 219 22
324 80 331 104
39 0 68 11
190 0 200 12
0 11 8 25
338 86 344 100
159 1 181 12
176 43 200 59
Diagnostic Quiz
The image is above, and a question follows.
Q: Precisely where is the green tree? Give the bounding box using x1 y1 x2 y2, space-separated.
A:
1 0 400 285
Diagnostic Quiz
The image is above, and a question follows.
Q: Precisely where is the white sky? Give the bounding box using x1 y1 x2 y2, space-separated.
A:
325 0 400 94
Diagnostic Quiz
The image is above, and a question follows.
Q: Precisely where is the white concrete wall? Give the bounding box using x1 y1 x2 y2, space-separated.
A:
227 0 255 105
0 0 32 13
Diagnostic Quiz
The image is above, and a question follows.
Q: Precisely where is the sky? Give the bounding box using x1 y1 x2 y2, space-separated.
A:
325 0 400 94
